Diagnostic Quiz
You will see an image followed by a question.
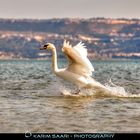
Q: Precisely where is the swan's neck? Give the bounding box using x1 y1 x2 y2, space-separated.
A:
52 48 58 73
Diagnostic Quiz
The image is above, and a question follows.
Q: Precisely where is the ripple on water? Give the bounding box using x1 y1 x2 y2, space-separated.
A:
0 60 140 132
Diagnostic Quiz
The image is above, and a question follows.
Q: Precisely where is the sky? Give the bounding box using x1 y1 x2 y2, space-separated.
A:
0 0 140 19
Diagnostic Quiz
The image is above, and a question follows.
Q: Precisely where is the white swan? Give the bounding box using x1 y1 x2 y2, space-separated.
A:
40 40 107 94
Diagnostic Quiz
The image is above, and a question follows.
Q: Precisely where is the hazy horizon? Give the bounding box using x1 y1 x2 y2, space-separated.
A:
0 0 140 19
1 17 140 20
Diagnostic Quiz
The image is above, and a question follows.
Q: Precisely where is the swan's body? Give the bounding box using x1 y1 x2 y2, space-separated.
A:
40 40 107 93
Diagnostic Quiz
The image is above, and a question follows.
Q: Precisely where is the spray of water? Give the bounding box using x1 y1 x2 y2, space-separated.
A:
60 78 140 98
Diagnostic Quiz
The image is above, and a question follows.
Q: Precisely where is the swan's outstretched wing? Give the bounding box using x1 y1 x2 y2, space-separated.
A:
62 40 94 76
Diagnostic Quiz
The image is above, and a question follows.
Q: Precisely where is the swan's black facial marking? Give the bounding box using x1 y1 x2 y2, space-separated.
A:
43 44 49 49
40 44 49 50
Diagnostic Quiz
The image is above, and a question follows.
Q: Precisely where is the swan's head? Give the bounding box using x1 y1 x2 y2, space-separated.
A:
40 43 55 50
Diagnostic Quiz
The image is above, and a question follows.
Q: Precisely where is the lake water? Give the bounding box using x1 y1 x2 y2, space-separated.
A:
0 59 140 133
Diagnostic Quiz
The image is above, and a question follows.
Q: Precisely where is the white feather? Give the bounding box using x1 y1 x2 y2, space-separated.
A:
62 40 94 77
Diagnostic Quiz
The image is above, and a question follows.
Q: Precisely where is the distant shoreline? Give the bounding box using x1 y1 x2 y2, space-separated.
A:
0 18 140 60
0 58 140 61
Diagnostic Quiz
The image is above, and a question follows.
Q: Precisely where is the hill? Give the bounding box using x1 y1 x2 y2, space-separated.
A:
0 18 140 59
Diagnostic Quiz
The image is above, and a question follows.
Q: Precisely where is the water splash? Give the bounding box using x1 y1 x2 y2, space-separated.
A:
60 78 140 98
103 79 140 98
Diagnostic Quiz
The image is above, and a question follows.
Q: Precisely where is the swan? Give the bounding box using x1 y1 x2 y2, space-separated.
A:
40 40 108 94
